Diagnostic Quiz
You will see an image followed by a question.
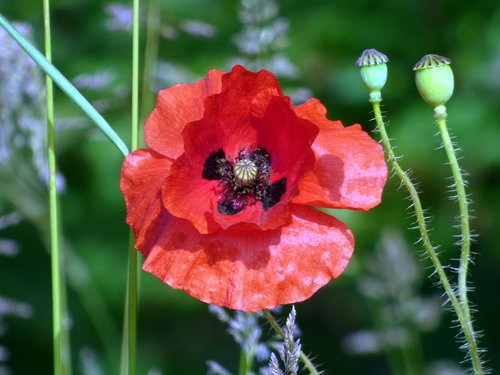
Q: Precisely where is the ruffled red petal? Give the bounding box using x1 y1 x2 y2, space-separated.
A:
141 204 354 312
181 65 283 157
162 66 295 233
293 100 387 210
144 69 224 159
161 90 260 234
161 152 221 234
252 94 318 200
293 98 344 130
211 198 290 231
120 148 172 253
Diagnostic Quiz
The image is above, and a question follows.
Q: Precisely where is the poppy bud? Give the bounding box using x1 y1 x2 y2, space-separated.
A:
355 49 389 101
413 54 454 108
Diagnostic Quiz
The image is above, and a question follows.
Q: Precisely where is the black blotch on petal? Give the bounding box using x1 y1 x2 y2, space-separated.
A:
217 200 245 215
252 147 271 163
261 178 287 209
202 149 225 180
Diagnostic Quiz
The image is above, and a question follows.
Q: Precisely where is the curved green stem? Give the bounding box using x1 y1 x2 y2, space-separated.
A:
0 13 129 157
435 106 482 373
43 2 71 374
262 310 320 375
371 98 484 375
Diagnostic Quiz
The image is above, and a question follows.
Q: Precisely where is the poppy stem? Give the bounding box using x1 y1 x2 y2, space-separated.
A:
370 99 485 375
435 109 483 373
121 0 141 374
43 1 71 374
262 310 320 375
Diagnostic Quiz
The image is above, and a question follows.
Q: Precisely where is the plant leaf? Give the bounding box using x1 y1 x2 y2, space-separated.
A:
0 13 129 157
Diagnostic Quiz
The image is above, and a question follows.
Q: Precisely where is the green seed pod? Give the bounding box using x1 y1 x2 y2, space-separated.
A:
355 49 389 99
414 54 454 107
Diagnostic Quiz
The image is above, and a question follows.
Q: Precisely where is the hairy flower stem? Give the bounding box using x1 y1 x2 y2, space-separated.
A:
371 99 484 375
435 107 482 371
121 0 140 374
44 1 71 374
263 310 319 375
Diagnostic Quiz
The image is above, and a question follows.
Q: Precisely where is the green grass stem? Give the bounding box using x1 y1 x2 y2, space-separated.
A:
43 1 71 374
141 0 161 125
121 0 141 374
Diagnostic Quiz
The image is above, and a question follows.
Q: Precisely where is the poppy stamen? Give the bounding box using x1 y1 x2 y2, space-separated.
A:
202 146 287 215
233 158 258 186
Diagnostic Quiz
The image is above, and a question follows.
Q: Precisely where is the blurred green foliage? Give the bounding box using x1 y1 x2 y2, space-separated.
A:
1 0 499 374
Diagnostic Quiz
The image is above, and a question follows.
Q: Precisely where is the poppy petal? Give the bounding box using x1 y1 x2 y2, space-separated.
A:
162 66 288 233
211 198 290 231
141 204 354 312
120 148 172 252
294 98 344 130
161 92 261 234
144 69 224 159
180 65 283 158
162 152 221 234
293 123 387 210
252 94 319 200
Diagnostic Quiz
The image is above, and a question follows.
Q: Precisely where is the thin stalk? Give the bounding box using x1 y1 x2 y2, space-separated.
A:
435 107 482 371
0 13 129 156
121 0 141 374
43 1 71 374
364 299 403 375
400 332 421 375
141 0 160 125
121 231 138 375
371 99 484 375
435 109 472 319
262 310 320 375
131 0 140 152
238 348 249 375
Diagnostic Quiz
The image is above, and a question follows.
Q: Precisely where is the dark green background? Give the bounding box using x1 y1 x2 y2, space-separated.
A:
1 0 499 373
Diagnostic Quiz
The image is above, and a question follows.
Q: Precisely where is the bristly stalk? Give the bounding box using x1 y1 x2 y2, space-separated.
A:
413 54 485 374
435 108 472 318
43 0 71 374
435 107 482 373
357 50 485 374
263 309 320 375
121 0 140 374
371 100 484 375
435 107 472 314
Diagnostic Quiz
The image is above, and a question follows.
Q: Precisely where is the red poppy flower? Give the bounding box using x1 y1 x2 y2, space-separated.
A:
120 65 387 312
